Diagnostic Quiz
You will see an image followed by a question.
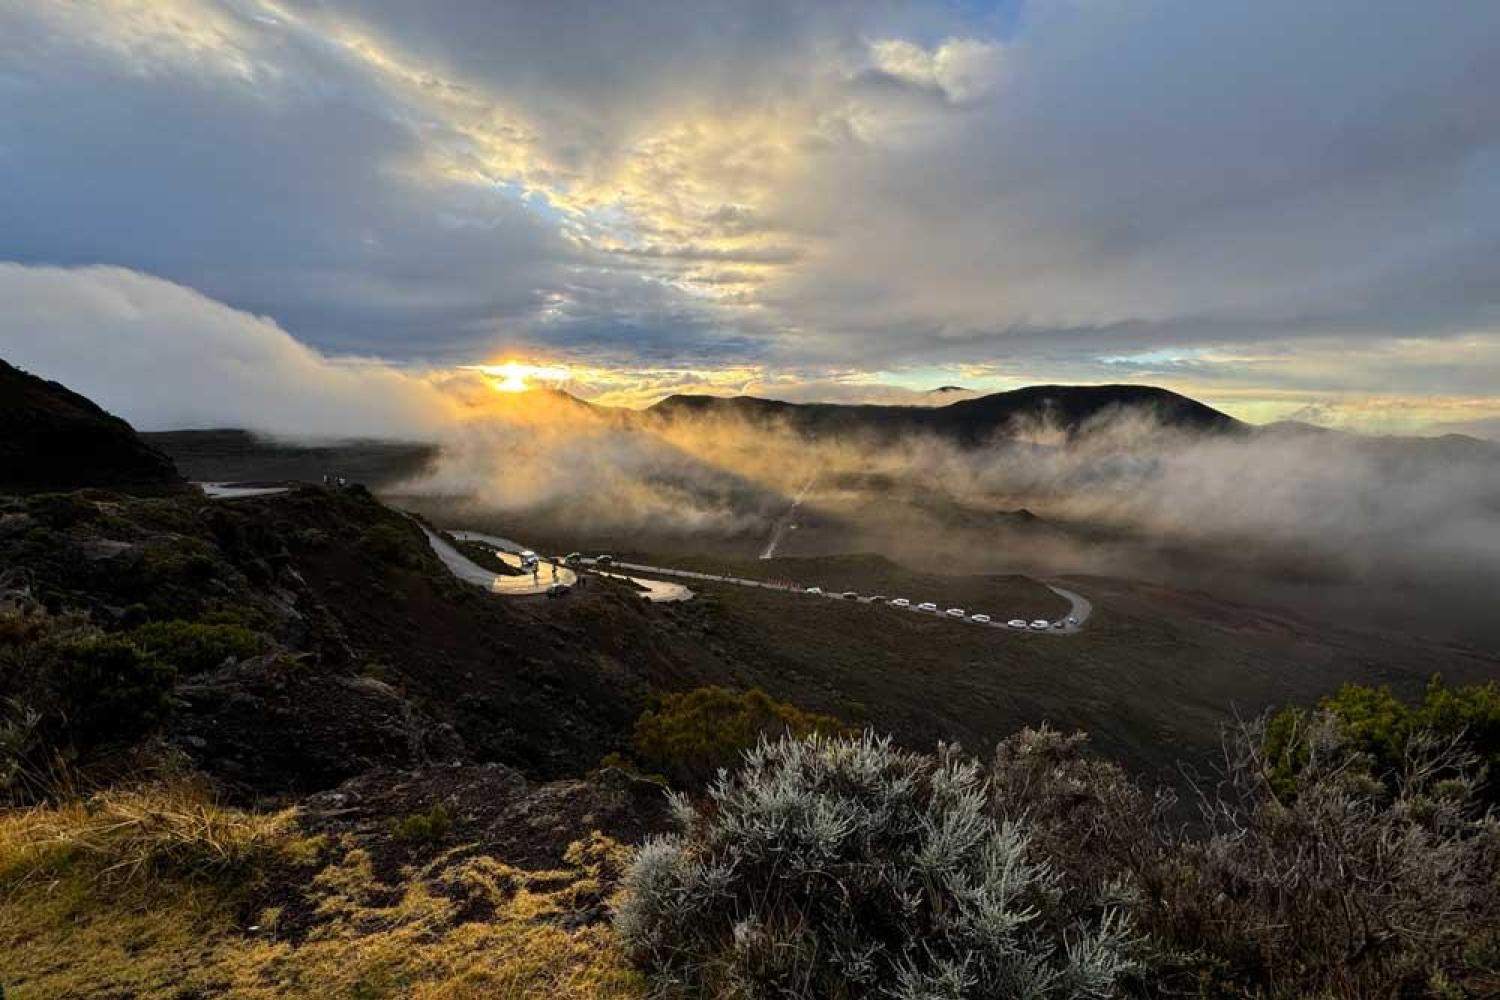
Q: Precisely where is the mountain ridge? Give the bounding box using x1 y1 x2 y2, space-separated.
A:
648 383 1245 445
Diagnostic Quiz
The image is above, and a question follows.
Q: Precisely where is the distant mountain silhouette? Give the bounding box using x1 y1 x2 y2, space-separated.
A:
0 358 185 494
649 384 1243 446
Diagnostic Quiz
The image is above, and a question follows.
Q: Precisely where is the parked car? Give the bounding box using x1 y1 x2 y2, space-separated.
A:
1029 619 1050 630
891 598 911 607
563 552 583 566
546 582 571 598
1007 619 1028 629
1052 621 1066 629
945 608 965 618
806 586 823 595
1067 616 1078 625
971 614 991 624
867 595 888 604
595 554 614 566
917 602 939 612
520 550 540 569
840 591 859 600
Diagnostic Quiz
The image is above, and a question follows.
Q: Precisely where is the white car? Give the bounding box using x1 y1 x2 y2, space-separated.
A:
917 602 938 612
1007 619 1028 629
1067 616 1078 625
945 608 965 618
891 598 911 607
805 586 823 595
971 614 991 624
520 549 540 569
1030 619 1050 630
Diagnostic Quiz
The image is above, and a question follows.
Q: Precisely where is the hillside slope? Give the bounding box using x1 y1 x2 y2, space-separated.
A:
0 358 184 494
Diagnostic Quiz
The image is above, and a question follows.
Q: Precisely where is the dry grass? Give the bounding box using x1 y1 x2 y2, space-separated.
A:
0 779 300 887
0 785 647 999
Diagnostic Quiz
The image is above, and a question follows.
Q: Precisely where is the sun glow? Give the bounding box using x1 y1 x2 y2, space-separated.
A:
467 361 571 393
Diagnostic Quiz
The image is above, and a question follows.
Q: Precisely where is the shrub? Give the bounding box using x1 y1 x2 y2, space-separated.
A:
0 597 176 799
1155 712 1500 996
359 523 419 567
990 726 1175 919
389 803 452 846
50 636 175 751
125 619 264 675
1269 677 1500 804
25 492 99 530
631 686 849 787
616 732 1138 999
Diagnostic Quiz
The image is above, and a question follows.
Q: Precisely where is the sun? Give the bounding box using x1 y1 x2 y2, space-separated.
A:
469 361 571 393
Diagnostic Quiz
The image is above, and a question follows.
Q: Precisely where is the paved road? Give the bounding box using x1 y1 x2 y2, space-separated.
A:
447 530 693 602
198 482 292 499
590 558 1092 636
421 526 576 595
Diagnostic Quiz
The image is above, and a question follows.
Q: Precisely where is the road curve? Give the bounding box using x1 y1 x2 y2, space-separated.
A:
448 530 690 602
1045 585 1092 634
420 525 575 595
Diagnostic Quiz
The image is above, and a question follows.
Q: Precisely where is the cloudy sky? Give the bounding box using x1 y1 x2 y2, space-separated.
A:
2 0 1498 435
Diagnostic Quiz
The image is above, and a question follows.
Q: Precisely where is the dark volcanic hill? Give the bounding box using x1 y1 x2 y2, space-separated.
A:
649 383 1243 445
0 358 184 494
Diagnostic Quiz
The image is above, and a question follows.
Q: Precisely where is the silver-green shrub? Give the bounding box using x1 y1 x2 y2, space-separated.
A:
616 731 1137 999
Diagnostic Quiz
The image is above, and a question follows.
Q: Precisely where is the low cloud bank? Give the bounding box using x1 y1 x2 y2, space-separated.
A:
0 263 461 439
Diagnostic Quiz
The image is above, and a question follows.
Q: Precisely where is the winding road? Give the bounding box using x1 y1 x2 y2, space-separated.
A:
590 558 1092 635
202 482 1087 631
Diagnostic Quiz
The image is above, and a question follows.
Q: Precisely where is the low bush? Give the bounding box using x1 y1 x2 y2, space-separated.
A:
616 731 1138 999
126 618 264 675
630 686 849 787
1 595 175 799
1267 676 1500 804
49 635 175 750
359 523 420 567
1156 713 1500 997
389 803 452 846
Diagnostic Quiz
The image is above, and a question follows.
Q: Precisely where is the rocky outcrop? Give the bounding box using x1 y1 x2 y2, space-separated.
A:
169 654 466 800
302 763 674 869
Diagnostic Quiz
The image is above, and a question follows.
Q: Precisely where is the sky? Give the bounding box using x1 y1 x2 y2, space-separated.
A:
2 0 1499 437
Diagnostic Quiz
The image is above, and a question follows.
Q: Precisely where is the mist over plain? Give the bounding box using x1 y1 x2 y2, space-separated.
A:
386 392 1500 641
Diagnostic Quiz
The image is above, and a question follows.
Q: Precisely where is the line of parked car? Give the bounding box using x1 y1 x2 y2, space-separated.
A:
802 587 1077 630
559 553 1079 632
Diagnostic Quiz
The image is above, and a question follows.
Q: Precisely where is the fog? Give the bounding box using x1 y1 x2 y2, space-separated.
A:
398 395 1500 628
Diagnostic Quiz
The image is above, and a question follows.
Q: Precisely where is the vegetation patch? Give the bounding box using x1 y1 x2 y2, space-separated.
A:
389 803 453 846
627 685 849 787
1266 676 1500 803
617 731 1139 998
0 805 645 1000
125 618 265 675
